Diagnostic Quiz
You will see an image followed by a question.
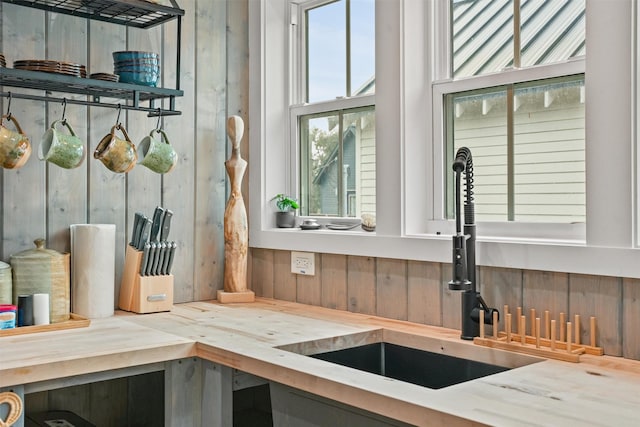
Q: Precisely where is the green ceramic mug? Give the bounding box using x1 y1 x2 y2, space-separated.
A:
137 129 177 174
39 120 85 169
0 114 32 170
94 124 138 173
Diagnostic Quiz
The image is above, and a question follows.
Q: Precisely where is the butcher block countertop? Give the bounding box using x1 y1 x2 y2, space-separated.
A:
2 298 640 426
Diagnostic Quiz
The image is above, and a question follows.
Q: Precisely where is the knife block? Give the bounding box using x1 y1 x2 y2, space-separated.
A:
119 245 173 314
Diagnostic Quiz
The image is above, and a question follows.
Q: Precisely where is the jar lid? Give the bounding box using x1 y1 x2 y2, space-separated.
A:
0 261 9 270
10 238 65 260
0 304 17 312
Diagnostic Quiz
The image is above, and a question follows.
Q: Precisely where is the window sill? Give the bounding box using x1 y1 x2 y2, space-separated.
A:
250 227 640 280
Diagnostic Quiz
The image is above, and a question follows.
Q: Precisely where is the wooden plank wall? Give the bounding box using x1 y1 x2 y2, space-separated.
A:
2 1 248 424
0 0 248 305
251 248 640 360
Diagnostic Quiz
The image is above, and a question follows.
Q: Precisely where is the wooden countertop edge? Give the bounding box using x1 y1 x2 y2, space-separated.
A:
0 342 197 388
195 342 487 427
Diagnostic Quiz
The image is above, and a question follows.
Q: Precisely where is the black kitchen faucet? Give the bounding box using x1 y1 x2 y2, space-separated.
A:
448 147 499 340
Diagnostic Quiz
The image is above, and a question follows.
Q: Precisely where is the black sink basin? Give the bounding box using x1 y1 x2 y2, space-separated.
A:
310 342 510 389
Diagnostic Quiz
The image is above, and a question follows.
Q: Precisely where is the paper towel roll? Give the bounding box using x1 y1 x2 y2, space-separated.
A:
33 293 50 325
71 224 116 318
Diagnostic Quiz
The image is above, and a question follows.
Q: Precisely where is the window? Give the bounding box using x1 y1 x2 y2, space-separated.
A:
440 0 586 225
252 0 637 276
293 0 376 218
445 75 585 223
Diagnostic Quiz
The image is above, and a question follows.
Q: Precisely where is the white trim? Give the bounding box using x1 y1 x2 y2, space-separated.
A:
290 94 375 115
404 0 433 236
375 0 402 236
636 0 640 246
433 59 585 92
585 0 634 247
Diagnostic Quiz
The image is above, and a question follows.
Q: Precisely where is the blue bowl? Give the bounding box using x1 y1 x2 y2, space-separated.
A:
115 65 160 74
116 71 159 87
115 58 160 67
112 51 159 62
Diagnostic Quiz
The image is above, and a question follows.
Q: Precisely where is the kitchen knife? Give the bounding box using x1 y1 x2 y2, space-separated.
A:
140 242 151 276
134 214 146 249
146 242 157 276
130 213 138 246
160 209 173 241
150 206 165 242
165 241 176 275
161 241 172 274
137 217 152 250
131 212 143 247
155 242 167 276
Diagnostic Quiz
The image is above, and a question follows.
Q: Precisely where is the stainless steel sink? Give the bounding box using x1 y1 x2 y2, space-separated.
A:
310 341 509 389
279 329 540 389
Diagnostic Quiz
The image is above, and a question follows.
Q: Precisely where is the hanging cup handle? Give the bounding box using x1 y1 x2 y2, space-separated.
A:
116 123 134 145
52 119 77 137
152 128 171 145
1 114 26 135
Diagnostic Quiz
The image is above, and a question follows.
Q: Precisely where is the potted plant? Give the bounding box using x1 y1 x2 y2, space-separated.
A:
272 193 299 228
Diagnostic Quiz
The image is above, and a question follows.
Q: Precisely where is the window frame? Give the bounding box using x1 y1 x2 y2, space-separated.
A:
290 95 376 218
290 0 376 220
249 0 640 280
428 1 587 241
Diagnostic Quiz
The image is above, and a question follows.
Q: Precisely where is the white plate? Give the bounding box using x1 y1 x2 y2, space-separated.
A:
326 223 360 230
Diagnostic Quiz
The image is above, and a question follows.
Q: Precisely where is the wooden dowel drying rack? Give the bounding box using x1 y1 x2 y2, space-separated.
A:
473 305 604 363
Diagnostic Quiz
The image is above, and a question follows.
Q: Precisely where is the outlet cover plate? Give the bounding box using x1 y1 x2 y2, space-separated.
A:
291 251 315 275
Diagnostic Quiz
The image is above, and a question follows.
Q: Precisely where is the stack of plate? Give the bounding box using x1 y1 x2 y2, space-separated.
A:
0 54 6 68
113 51 159 87
89 73 120 82
14 59 86 77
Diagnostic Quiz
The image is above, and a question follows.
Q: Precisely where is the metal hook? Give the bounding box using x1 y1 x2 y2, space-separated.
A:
61 98 67 123
115 104 122 127
6 92 12 119
155 108 162 131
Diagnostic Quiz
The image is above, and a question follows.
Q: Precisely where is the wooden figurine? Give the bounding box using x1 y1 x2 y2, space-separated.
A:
218 115 255 303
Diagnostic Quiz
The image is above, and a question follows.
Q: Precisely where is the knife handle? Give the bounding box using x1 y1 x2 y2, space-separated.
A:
166 241 176 275
155 242 167 276
150 206 165 242
160 209 173 241
131 212 143 247
147 242 157 276
138 218 152 250
161 242 172 275
140 242 151 276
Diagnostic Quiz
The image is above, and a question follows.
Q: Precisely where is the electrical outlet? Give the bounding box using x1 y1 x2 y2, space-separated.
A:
291 251 315 275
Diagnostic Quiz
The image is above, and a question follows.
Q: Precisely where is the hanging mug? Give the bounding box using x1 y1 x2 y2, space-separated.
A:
94 124 137 173
0 114 32 169
137 129 177 174
39 120 85 169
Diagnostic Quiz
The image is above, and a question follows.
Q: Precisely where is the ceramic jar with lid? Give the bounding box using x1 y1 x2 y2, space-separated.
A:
11 238 70 323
